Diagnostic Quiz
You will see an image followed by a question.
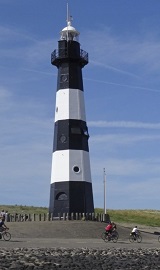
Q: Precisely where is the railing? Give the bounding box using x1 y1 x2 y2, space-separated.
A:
5 213 110 223
80 49 88 62
51 49 88 66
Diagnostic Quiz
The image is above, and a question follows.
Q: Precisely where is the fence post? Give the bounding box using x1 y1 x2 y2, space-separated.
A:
32 214 36 221
7 213 10 222
14 214 18 222
105 213 110 223
47 213 50 221
96 213 99 221
88 213 91 221
91 212 95 221
43 213 46 221
63 213 66 220
50 213 53 221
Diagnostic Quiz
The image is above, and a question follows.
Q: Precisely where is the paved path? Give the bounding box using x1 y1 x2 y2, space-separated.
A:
0 221 160 249
1 236 160 249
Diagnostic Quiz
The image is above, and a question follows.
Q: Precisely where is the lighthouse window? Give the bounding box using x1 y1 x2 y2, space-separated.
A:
73 166 80 173
56 192 68 201
71 127 81 134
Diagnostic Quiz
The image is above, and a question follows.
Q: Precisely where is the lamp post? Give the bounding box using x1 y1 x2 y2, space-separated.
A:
103 168 106 214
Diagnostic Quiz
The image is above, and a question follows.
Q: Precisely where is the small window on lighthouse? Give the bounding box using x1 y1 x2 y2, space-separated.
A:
73 166 80 173
71 127 81 134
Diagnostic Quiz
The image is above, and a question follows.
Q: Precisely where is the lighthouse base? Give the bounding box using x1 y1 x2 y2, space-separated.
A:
49 181 94 217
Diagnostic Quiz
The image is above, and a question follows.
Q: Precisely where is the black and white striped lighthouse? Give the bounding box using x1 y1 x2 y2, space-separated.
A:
49 15 94 217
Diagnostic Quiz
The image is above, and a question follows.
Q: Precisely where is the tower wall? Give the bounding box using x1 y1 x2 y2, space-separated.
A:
49 31 94 216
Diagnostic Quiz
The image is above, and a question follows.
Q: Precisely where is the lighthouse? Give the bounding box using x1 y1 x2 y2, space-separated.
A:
49 15 94 217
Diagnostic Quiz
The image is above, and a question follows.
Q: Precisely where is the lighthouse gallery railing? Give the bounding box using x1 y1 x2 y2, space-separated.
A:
51 48 88 67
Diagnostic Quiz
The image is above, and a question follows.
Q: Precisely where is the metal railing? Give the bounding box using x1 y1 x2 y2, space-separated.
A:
51 49 88 66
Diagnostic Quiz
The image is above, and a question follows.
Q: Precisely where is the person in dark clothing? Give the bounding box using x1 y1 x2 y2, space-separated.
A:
0 217 9 232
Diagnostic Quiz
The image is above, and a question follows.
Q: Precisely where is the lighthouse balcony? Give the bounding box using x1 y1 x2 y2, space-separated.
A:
51 49 88 67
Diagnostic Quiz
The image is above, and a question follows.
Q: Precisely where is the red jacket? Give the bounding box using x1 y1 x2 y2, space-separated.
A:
105 224 113 231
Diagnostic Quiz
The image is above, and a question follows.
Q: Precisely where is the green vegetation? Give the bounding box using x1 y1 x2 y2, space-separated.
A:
0 205 48 215
1 205 160 227
95 208 160 227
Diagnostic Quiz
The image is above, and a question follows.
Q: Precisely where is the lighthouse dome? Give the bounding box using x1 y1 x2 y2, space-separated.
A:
60 20 79 41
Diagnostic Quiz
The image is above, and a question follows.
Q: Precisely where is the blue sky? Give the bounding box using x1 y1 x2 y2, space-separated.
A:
1 0 160 210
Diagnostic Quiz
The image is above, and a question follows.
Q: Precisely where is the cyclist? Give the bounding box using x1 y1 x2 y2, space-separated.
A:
131 226 138 239
0 216 9 233
105 222 113 235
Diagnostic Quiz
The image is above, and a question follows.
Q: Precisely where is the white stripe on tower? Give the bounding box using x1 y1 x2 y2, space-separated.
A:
54 88 86 122
49 15 94 217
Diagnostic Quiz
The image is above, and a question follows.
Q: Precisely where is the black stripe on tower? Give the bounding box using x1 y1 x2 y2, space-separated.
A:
49 181 94 216
57 62 83 90
53 119 89 152
51 39 88 91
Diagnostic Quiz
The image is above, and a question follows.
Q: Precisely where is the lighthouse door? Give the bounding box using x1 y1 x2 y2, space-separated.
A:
55 192 69 215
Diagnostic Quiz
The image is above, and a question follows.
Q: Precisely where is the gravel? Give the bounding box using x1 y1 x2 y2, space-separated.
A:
0 247 160 269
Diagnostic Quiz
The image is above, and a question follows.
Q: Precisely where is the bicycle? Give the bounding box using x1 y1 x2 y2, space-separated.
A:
101 231 118 243
129 233 142 243
0 228 11 241
101 229 119 240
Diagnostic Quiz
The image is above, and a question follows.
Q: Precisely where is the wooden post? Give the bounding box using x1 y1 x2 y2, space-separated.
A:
50 213 53 221
63 213 66 220
75 213 78 220
47 213 50 221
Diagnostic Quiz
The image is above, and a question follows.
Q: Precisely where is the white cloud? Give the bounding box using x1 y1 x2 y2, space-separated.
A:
0 25 56 68
82 27 160 75
91 157 160 177
90 134 160 150
0 86 11 99
90 60 140 78
88 121 160 129
84 77 160 93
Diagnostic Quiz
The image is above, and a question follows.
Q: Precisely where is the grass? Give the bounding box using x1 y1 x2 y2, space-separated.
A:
1 205 160 227
0 205 48 215
95 208 160 227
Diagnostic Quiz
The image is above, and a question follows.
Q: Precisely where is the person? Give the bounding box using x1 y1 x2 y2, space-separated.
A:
0 210 5 219
0 216 9 233
131 226 138 239
112 222 117 231
105 222 113 235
